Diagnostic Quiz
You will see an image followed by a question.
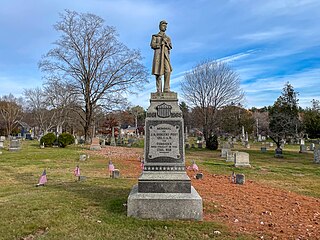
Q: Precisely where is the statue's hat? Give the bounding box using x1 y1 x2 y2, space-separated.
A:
159 20 168 25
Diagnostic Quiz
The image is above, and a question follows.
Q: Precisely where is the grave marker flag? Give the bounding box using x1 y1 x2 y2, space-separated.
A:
108 160 115 177
74 165 80 180
36 169 47 187
192 161 199 171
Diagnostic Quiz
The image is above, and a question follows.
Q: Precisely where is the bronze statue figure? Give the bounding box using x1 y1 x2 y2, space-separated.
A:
151 20 172 93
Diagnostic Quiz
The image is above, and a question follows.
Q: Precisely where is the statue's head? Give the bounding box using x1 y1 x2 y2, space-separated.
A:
159 20 167 31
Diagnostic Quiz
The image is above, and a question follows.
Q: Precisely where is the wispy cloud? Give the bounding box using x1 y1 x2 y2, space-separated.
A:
237 27 295 42
217 49 258 63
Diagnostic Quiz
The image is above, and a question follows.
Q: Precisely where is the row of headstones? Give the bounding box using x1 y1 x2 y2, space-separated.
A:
260 143 320 164
89 137 139 150
299 143 316 153
185 143 205 149
221 148 251 167
0 136 21 152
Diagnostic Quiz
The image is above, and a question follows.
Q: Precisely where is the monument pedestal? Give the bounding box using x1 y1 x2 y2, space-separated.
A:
127 92 203 220
127 185 202 220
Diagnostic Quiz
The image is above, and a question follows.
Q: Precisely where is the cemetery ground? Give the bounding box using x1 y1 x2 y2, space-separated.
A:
0 141 319 239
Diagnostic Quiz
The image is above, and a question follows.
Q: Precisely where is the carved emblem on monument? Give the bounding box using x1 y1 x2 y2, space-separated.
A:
156 103 172 118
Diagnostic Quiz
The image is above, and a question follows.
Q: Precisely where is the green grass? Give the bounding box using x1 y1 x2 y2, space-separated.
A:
0 140 319 239
0 140 252 240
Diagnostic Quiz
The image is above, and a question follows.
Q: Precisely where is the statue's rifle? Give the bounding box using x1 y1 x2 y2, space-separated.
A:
160 37 166 75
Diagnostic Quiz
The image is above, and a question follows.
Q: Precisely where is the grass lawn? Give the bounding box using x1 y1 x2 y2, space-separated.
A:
0 140 319 239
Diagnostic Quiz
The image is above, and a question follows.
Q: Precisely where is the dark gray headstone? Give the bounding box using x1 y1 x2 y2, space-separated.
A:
274 148 283 158
236 174 245 184
261 147 267 153
195 173 203 180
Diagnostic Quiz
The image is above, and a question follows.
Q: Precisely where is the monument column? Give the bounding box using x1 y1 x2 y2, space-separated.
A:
127 20 202 220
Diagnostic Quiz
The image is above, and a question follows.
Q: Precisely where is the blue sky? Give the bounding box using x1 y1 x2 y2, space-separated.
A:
0 0 319 109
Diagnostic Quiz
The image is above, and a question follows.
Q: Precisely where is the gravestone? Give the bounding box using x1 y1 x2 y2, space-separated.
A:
314 149 320 164
221 148 231 158
299 145 307 153
269 142 274 147
9 140 20 152
274 148 283 158
112 169 120 179
0 136 5 141
0 141 3 149
90 137 101 151
261 147 267 153
226 151 237 162
79 154 87 161
234 152 251 167
195 173 203 180
127 93 202 220
245 142 250 149
101 139 106 148
197 143 203 149
191 143 195 148
222 142 231 149
74 138 78 145
236 174 245 184
310 143 315 151
300 139 305 145
110 127 116 146
241 126 245 140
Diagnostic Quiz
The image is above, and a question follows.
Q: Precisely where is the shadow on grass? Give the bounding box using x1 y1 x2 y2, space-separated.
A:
50 180 131 216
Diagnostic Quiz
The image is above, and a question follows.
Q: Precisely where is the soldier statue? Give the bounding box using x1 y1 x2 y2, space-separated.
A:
150 20 172 93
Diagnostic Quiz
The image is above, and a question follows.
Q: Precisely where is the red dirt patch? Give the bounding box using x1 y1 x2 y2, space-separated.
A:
91 146 320 239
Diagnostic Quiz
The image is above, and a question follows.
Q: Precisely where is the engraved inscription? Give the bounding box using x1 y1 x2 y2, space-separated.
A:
149 123 179 159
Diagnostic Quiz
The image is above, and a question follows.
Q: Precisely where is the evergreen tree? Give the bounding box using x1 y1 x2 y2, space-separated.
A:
269 82 301 148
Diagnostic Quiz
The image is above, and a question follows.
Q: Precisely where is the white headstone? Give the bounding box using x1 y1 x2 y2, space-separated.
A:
299 145 307 153
258 134 262 142
300 139 305 145
234 152 251 167
310 143 315 151
226 151 237 162
221 148 231 158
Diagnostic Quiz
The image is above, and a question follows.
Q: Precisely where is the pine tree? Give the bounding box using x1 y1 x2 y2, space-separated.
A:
269 82 301 148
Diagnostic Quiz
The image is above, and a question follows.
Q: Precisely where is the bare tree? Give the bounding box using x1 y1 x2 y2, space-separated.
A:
43 80 79 134
39 10 148 142
0 94 24 135
181 60 244 141
24 87 56 134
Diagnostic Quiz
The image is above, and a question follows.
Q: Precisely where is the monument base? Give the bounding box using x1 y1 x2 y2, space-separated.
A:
8 148 20 152
127 184 203 220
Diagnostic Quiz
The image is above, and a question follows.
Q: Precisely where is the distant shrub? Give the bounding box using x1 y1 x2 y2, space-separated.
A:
206 134 218 150
40 133 57 147
58 133 75 148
